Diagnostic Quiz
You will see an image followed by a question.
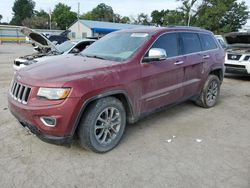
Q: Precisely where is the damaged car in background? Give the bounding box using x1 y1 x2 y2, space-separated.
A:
224 32 250 75
14 27 96 71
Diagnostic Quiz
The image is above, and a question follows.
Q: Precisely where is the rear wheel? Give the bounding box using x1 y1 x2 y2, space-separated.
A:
78 97 126 153
195 75 221 108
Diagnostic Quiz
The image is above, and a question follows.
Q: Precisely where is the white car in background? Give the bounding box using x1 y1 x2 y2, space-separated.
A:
224 32 250 75
14 27 96 71
215 35 227 49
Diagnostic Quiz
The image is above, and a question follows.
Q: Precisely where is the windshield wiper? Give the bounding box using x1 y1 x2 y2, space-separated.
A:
82 54 106 60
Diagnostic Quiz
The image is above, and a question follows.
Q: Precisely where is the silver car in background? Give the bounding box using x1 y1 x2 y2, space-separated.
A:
13 27 96 71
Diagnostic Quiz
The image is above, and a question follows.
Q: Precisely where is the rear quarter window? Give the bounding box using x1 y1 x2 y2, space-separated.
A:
180 33 202 54
200 34 218 51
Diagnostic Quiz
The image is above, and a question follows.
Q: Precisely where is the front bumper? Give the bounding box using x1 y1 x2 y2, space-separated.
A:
225 59 250 75
225 64 249 75
8 93 82 145
18 118 72 145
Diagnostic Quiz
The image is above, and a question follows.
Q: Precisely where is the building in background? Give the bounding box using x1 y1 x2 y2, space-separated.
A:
68 20 150 39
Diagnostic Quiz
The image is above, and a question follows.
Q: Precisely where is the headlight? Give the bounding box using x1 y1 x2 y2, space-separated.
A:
37 88 71 100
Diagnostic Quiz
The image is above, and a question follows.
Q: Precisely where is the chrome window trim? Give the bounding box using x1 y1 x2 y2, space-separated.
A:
140 30 219 64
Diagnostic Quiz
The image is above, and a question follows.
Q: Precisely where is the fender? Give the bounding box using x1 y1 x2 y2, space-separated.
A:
69 89 136 137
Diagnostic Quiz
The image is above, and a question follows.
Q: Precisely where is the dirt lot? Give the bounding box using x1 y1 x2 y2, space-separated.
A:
0 43 249 188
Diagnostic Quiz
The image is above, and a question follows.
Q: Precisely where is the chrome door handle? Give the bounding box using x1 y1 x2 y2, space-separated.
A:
175 61 184 65
203 55 210 59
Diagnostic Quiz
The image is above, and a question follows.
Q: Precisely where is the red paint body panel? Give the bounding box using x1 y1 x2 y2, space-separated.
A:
8 27 225 141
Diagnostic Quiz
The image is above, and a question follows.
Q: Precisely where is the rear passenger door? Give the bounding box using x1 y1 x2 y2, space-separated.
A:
179 32 204 97
140 33 184 113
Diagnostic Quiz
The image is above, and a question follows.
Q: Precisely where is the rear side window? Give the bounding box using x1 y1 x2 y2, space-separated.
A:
200 34 218 51
180 33 202 54
150 33 178 58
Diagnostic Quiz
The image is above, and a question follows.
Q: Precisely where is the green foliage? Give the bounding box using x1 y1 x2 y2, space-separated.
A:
151 0 249 33
34 9 49 18
120 16 130 24
0 14 2 22
132 13 151 25
195 0 249 33
22 16 49 29
80 3 131 23
10 0 35 25
151 10 185 26
22 9 58 29
80 3 114 22
178 0 199 25
52 3 77 29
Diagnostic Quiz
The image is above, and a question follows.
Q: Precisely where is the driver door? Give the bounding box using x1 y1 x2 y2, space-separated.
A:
139 33 185 114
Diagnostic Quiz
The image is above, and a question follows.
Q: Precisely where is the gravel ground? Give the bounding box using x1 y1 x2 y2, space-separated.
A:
0 43 249 188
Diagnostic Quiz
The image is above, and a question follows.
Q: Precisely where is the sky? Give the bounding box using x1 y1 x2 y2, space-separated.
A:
0 0 250 24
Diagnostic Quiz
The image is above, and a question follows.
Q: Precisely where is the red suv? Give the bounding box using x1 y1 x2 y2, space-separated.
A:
8 27 225 153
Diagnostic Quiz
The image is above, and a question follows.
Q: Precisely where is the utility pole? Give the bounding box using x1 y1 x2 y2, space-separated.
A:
49 9 52 30
77 2 80 39
78 2 80 20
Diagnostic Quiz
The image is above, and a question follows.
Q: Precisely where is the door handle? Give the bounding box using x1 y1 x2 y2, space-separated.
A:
175 61 184 65
203 55 210 59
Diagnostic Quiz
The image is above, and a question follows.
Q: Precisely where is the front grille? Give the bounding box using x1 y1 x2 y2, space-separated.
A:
225 64 245 68
10 80 31 104
227 54 241 60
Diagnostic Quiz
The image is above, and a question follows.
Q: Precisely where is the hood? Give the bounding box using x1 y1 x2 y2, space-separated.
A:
60 30 71 37
20 27 58 52
18 54 120 85
224 32 250 48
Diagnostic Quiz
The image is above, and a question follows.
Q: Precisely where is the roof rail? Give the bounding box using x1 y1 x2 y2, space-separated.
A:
167 25 201 29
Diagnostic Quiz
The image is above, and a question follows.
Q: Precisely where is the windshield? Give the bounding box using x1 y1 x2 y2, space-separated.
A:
81 32 151 62
56 41 75 53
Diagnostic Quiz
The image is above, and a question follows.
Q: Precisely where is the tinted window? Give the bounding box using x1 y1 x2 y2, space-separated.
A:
200 34 218 50
149 33 178 58
180 33 202 54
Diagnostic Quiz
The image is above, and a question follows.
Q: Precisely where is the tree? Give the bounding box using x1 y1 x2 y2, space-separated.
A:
151 10 165 26
80 3 114 22
133 13 151 25
10 0 35 25
22 9 57 29
151 10 185 26
52 3 77 29
195 0 249 33
120 16 130 24
178 0 199 26
34 9 49 18
0 14 2 22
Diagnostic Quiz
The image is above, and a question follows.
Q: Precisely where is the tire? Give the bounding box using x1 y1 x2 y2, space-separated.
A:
195 75 221 108
78 97 126 153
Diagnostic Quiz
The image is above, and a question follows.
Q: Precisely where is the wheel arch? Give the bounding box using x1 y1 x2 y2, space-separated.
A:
70 90 136 137
209 68 224 82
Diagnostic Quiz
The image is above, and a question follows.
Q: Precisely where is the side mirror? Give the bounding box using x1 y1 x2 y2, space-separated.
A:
143 48 167 63
71 48 80 54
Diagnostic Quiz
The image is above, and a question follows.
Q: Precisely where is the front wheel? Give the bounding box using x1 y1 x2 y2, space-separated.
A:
195 75 221 108
78 97 126 153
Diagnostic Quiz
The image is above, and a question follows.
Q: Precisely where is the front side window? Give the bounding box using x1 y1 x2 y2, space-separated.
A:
180 33 202 54
200 34 218 51
147 33 178 58
81 32 151 62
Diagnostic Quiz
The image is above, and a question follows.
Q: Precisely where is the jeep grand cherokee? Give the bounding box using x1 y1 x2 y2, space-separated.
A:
8 27 225 153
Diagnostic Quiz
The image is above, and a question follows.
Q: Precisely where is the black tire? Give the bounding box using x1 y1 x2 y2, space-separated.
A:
78 97 126 153
195 75 221 108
